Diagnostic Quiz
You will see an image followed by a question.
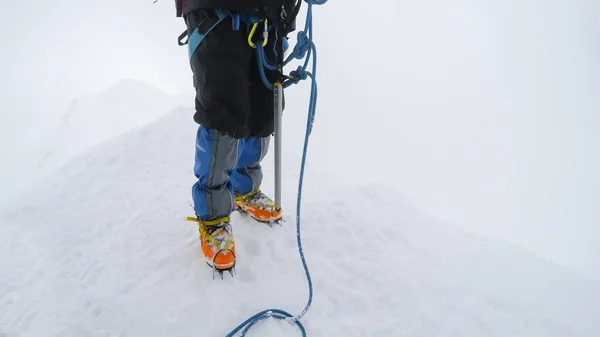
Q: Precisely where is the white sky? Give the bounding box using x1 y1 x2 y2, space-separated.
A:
1 0 599 280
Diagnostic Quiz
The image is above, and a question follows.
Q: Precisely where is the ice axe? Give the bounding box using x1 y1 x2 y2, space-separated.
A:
273 36 285 220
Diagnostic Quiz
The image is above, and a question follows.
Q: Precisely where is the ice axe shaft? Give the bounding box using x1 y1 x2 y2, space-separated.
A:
273 34 285 211
274 82 283 210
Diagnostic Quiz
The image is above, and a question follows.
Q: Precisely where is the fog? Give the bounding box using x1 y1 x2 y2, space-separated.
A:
1 0 598 280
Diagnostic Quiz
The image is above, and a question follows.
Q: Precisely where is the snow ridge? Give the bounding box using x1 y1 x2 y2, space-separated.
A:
1 108 599 337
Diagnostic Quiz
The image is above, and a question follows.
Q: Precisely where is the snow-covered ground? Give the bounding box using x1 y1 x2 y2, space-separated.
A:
1 107 598 337
35 78 190 175
1 79 191 204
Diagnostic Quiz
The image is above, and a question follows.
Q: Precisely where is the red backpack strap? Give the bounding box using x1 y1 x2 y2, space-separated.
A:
175 0 186 17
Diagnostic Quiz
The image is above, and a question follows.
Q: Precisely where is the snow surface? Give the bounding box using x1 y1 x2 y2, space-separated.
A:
1 106 599 337
1 79 192 204
35 79 190 173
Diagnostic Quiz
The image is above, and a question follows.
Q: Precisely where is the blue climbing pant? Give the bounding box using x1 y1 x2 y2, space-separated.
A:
192 125 270 220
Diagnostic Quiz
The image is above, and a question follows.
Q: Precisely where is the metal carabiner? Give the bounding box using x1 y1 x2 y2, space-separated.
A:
248 19 268 48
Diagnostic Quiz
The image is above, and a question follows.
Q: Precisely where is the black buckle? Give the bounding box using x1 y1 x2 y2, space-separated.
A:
178 29 188 46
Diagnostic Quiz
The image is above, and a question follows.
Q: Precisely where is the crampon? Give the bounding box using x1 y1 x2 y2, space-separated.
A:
207 252 236 279
187 216 237 279
234 188 283 226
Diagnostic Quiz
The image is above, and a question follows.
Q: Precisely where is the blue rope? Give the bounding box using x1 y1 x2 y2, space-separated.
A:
226 1 326 336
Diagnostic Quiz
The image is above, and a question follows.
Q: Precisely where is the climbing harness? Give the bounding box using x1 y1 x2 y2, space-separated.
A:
178 8 286 56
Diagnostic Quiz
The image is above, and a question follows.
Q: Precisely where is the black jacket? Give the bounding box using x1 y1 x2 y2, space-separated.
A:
184 0 263 16
177 0 296 26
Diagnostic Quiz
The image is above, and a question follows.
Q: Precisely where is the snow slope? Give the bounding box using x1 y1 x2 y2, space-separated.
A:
1 107 599 337
35 79 190 173
1 79 191 204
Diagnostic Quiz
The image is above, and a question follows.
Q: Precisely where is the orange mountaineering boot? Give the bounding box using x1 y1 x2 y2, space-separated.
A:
234 188 282 224
187 216 236 278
